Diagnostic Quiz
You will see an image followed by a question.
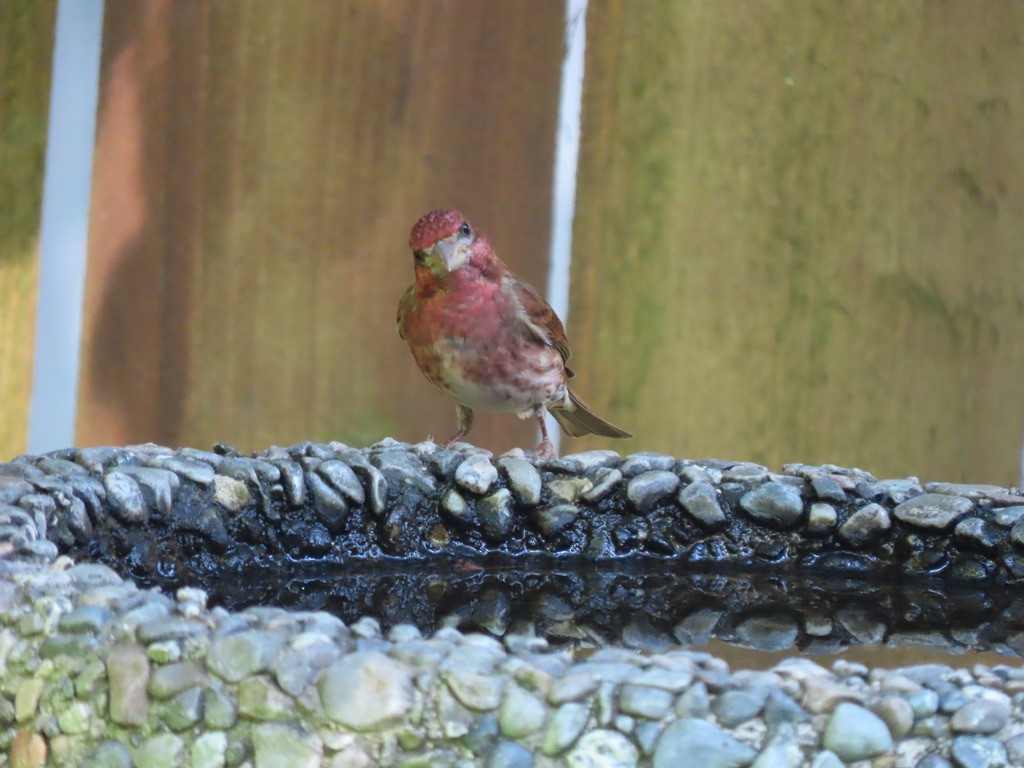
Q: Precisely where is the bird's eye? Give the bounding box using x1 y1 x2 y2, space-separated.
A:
459 221 471 238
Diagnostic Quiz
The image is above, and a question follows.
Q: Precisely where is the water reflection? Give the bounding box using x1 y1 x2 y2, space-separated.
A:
200 562 1024 666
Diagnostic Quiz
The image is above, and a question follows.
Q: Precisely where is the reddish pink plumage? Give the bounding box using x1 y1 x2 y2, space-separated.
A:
398 209 631 457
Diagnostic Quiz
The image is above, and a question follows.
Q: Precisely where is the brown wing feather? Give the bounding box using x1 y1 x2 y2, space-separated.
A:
396 284 416 341
510 276 572 363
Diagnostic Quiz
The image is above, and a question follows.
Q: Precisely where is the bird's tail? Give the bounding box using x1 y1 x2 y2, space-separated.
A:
550 389 632 439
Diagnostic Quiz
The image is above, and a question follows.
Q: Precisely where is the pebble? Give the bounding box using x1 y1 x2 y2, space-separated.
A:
542 701 592 755
583 468 623 503
497 457 542 506
455 455 499 495
712 686 770 727
678 482 727 528
653 718 757 768
207 630 284 683
317 652 413 730
894 494 973 530
478 488 514 541
950 698 1009 734
822 702 894 761
134 733 185 768
739 482 804 528
316 460 365 505
500 685 547 737
950 735 1009 768
619 684 674 720
627 471 680 513
839 503 891 547
488 740 535 768
735 613 799 652
103 472 148 523
532 504 580 536
252 722 322 768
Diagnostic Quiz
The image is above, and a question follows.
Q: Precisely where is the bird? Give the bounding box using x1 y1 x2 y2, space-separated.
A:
397 208 631 459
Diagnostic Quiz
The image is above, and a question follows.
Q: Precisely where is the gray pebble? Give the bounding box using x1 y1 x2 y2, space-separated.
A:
950 698 1009 734
950 735 1008 768
107 644 150 726
441 488 473 524
907 688 942 718
134 733 185 768
808 752 845 768
763 688 809 725
532 504 580 536
678 482 726 528
85 741 133 768
274 641 342 697
712 686 770 727
487 740 534 768
103 471 148 523
739 482 804 528
58 605 113 634
274 459 306 508
499 684 547 737
115 465 179 514
675 682 711 717
750 722 803 768
163 686 204 730
251 722 322 768
822 702 894 762
653 717 757 768
456 454 499 494
202 688 237 730
627 470 680 513
317 651 413 730
316 460 365 505
160 456 216 486
445 664 506 711
206 630 285 683
956 517 999 551
497 457 542 506
0 475 33 505
306 473 348 528
478 488 514 541
619 684 674 720
735 614 798 652
542 701 592 755
567 729 639 768
148 662 209 700
583 467 623 503
894 493 973 530
556 450 621 474
838 503 891 547
810 475 846 502
991 505 1024 528
620 452 675 477
871 695 915 740
859 477 923 504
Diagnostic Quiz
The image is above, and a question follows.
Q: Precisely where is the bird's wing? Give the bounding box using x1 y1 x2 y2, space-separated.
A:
508 275 572 365
396 285 416 341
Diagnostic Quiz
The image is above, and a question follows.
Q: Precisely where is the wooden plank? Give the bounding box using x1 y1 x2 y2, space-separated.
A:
0 1 57 458
573 1 1024 484
79 1 564 455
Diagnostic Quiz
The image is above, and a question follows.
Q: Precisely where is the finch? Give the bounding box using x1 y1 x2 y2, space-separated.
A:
397 209 631 459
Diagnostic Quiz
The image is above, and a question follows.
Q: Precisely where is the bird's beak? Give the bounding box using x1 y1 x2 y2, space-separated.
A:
432 238 458 272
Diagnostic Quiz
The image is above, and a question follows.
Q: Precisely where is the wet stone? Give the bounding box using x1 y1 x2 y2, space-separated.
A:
86 741 133 768
148 662 209 700
627 470 680 512
763 688 810 725
275 459 306 508
203 688 237 730
548 477 593 503
871 695 915 740
906 688 941 718
441 488 473 524
352 462 388 516
838 503 891 547
497 457 542 505
479 488 514 541
315 460 365 506
678 482 726 528
135 733 184 768
532 504 580 536
238 675 295 721
59 605 113 634
956 517 999 551
164 686 204 730
739 482 804 528
583 467 623 503
735 613 798 652
950 735 1008 768
159 456 216 485
456 454 499 495
992 506 1024 528
306 473 347 529
653 718 756 768
107 645 150 726
822 702 894 762
894 493 973 530
810 474 846 502
189 732 227 768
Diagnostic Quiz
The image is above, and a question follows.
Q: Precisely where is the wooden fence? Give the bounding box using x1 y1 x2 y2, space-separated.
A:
3 0 1023 485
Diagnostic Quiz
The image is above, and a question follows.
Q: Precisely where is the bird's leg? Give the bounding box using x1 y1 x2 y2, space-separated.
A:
527 408 557 460
442 404 474 447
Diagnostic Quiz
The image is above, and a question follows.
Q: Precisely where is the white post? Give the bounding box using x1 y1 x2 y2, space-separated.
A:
28 0 105 453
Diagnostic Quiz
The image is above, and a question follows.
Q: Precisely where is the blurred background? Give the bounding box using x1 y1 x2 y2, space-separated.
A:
2 1 1022 485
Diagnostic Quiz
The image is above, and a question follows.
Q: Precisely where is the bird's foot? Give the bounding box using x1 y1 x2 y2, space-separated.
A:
526 438 558 461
